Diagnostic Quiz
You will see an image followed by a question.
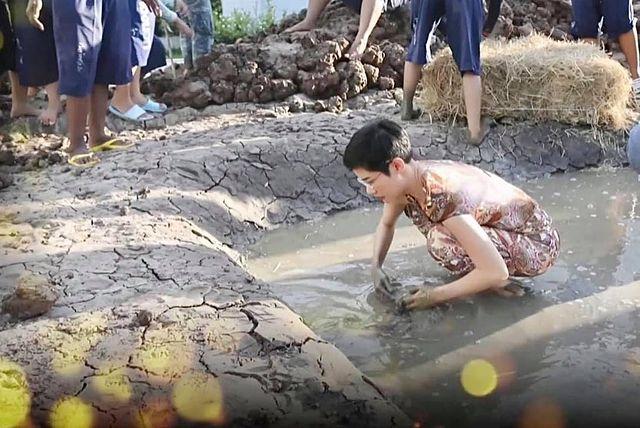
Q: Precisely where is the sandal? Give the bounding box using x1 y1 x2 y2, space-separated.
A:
108 104 154 122
140 98 167 114
90 138 134 153
67 152 100 168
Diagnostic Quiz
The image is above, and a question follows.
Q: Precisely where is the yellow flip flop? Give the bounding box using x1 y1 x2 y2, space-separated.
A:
68 153 100 168
90 138 134 153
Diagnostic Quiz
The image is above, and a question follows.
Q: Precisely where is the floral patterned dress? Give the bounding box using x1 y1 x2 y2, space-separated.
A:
404 160 560 277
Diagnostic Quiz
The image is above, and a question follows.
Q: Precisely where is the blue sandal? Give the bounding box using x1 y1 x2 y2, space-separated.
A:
140 98 167 114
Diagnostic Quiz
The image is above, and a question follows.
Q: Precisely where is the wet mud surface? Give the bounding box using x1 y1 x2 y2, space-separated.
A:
248 167 640 427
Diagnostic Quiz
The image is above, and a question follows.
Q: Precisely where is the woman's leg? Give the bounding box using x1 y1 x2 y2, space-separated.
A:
426 224 559 279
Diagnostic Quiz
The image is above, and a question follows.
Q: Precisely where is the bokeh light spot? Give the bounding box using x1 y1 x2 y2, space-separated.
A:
133 399 176 428
0 359 31 428
518 397 565 428
171 371 224 424
460 359 498 397
52 340 93 377
50 396 94 428
91 368 132 402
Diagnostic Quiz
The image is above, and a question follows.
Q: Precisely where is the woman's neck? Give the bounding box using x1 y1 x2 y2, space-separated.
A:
404 160 428 201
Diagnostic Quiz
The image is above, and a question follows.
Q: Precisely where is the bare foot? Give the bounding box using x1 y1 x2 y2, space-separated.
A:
10 104 40 119
67 139 99 167
283 20 316 33
401 104 422 121
88 133 118 149
467 125 489 146
39 107 59 126
345 37 368 61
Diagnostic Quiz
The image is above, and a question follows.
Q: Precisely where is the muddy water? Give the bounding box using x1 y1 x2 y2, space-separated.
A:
247 167 640 427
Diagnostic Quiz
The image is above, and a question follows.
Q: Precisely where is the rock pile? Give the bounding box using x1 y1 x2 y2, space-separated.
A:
491 0 573 39
147 2 411 112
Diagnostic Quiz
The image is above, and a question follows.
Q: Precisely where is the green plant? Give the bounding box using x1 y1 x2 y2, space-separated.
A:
212 0 277 44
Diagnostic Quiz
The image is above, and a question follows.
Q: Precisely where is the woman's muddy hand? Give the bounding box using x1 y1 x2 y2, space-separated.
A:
400 287 434 311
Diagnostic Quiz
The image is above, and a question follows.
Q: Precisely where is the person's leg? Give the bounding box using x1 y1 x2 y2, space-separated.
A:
618 29 639 79
130 67 146 105
347 0 385 59
426 223 558 283
445 0 484 142
13 0 59 124
190 1 214 63
9 71 40 118
52 0 103 162
110 81 138 114
402 0 443 120
65 95 91 155
179 17 194 70
401 62 423 120
88 84 112 146
602 0 639 79
283 0 332 32
40 81 62 126
462 73 483 141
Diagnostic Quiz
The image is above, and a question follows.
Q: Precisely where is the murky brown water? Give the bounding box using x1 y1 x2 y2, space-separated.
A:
247 167 640 427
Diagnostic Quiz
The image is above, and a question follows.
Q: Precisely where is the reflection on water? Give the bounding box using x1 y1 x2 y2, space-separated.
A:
247 167 640 426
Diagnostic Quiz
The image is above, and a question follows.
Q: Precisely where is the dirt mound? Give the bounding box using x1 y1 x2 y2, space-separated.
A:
145 2 411 111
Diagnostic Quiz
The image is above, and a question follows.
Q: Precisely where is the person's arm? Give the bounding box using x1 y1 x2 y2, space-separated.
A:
158 0 178 23
483 0 503 37
402 214 509 310
372 201 405 269
25 0 44 31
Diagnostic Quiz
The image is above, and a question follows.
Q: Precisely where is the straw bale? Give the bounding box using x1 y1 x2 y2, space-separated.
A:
418 34 634 130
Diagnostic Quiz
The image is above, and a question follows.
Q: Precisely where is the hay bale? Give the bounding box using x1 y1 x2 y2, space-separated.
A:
418 34 634 130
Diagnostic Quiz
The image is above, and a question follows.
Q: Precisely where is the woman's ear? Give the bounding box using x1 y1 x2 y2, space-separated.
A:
389 157 406 173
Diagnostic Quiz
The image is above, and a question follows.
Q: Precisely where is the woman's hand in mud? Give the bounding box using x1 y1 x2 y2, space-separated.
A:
372 267 391 289
400 287 434 311
372 267 395 302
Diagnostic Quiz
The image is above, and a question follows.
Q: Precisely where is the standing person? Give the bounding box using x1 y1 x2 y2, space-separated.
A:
342 119 559 310
179 0 214 71
11 0 60 125
570 0 640 96
26 0 160 166
1 0 40 119
401 0 487 146
283 0 410 60
109 0 193 123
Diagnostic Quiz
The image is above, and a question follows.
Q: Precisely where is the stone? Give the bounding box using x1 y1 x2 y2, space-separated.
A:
362 64 380 88
361 44 384 67
0 172 12 189
1 273 59 320
0 149 15 166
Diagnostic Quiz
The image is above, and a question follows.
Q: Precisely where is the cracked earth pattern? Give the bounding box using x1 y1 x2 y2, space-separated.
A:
0 94 627 426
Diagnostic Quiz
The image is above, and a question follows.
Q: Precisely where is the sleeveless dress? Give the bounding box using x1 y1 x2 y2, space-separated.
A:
403 160 559 277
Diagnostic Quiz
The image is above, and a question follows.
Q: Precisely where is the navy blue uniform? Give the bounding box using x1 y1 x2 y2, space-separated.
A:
571 0 635 40
10 0 58 87
52 0 132 97
407 0 483 75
